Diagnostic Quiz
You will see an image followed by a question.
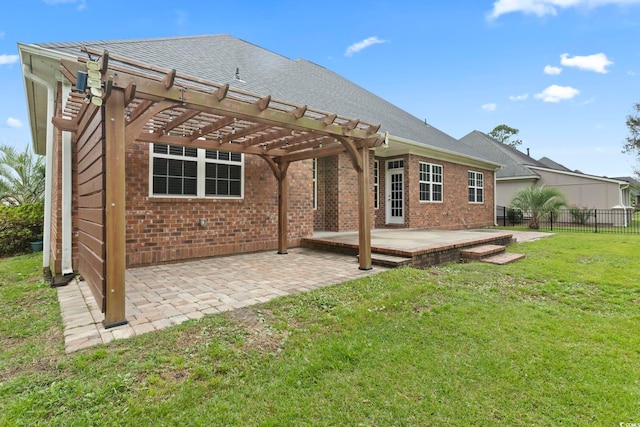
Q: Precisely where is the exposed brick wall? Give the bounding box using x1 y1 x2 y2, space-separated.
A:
50 127 61 275
374 154 495 229
123 142 313 267
314 151 376 232
313 157 326 230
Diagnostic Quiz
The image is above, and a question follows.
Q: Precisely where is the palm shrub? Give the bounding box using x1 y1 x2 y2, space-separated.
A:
510 185 568 229
0 145 45 205
569 205 593 224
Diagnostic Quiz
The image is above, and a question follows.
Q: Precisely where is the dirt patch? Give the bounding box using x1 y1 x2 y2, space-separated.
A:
226 307 287 355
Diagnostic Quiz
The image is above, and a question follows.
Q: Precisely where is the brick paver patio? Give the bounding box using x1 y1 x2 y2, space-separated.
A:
57 248 387 353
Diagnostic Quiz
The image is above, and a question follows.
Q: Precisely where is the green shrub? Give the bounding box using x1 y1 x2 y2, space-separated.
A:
0 202 44 257
569 205 592 225
506 208 524 224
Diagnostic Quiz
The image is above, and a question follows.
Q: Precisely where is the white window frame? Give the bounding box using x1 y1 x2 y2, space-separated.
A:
373 160 379 209
149 144 244 199
419 162 443 202
468 171 484 203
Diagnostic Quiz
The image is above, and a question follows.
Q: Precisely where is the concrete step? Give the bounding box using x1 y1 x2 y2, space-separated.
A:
460 244 506 261
481 252 526 265
358 253 413 268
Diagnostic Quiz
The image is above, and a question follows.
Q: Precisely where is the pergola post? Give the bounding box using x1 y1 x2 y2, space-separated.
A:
357 146 372 270
103 88 127 328
277 161 290 254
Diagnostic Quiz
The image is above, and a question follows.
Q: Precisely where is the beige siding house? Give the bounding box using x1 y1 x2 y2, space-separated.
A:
459 131 632 210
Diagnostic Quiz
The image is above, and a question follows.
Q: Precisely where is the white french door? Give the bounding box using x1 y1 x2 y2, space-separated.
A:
385 159 404 225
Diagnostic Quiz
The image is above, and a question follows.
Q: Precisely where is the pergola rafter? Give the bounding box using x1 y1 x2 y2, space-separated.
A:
54 48 383 327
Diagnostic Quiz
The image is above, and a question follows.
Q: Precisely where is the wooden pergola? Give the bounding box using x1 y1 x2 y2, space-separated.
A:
53 48 384 327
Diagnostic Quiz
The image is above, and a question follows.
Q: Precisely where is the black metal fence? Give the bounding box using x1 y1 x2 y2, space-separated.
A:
497 206 640 234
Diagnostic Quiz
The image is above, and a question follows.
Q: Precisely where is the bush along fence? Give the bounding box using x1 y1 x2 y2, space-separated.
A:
497 206 640 234
0 202 44 257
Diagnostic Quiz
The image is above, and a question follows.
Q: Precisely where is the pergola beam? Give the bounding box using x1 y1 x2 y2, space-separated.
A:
109 71 374 140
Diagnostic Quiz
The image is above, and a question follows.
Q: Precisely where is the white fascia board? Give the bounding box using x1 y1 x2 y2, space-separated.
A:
527 166 630 186
496 175 540 182
19 43 77 155
375 134 503 171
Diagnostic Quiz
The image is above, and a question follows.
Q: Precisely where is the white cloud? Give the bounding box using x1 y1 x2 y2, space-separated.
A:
43 0 86 11
0 54 19 65
175 10 188 26
482 103 497 112
560 53 613 73
509 93 529 101
544 65 563 75
535 85 580 102
345 37 386 57
487 0 640 20
6 118 24 128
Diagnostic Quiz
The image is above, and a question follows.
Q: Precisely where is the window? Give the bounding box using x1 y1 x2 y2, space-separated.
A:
419 162 443 202
151 144 243 198
312 158 318 210
468 171 484 203
373 160 379 209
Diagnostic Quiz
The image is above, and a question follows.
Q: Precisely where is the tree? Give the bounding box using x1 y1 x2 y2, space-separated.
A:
0 145 46 205
489 124 523 147
509 185 568 230
623 102 640 165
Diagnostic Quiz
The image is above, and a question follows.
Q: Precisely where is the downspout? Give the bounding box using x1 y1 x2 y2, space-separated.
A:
22 65 55 277
61 83 73 275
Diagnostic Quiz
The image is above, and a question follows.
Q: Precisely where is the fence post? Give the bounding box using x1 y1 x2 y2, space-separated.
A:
594 209 598 233
550 211 553 231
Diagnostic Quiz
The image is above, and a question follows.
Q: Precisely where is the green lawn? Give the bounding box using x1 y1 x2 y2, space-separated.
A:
1 233 639 426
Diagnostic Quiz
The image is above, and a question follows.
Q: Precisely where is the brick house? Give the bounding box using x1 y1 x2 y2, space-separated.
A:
19 35 499 325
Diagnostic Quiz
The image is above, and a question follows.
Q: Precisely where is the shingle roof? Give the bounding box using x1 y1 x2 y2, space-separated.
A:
37 34 493 163
458 130 543 179
537 156 573 172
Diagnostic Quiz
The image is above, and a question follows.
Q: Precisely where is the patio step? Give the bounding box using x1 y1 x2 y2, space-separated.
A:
358 253 413 268
481 252 526 265
460 244 506 261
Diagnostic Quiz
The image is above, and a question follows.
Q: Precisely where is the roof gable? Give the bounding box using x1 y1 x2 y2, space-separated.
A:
35 34 492 164
458 130 542 179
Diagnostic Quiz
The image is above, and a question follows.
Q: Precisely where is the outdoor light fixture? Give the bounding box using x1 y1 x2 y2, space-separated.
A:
76 60 104 106
382 131 389 150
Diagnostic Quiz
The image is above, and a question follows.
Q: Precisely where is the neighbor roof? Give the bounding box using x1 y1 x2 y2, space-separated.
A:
31 34 493 164
458 130 544 179
537 156 574 172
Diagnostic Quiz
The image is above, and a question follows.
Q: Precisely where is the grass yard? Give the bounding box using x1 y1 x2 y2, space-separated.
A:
1 233 639 426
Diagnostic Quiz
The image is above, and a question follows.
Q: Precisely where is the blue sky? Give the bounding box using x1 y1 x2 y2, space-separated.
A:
1 0 639 177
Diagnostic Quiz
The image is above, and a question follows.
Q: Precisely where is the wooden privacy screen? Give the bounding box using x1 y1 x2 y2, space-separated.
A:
76 107 107 312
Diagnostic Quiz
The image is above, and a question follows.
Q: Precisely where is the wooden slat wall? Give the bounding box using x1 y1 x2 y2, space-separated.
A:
76 108 107 312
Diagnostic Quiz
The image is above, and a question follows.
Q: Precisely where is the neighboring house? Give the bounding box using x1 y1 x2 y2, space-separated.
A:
459 130 631 209
612 176 640 206
19 35 500 325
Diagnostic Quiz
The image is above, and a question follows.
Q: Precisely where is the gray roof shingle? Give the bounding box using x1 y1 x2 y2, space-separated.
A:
458 130 544 179
38 34 493 163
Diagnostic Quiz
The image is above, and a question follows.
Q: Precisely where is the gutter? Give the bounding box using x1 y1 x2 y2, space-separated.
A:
383 134 503 171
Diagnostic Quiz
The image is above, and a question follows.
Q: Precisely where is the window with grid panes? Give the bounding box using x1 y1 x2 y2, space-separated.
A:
468 171 484 203
419 162 443 202
151 144 243 198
